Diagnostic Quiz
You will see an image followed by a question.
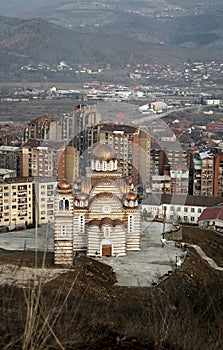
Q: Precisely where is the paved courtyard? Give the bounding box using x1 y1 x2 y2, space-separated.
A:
100 221 183 287
0 221 184 287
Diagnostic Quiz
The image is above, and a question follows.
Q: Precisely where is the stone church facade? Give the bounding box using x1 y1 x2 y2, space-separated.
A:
54 144 141 265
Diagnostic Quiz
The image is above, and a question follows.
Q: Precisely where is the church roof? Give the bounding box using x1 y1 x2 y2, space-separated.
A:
88 218 126 227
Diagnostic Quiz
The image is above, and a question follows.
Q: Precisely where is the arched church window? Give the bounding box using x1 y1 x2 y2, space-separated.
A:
104 227 110 238
65 199 69 211
109 161 114 171
96 160 100 171
59 199 64 211
58 198 69 211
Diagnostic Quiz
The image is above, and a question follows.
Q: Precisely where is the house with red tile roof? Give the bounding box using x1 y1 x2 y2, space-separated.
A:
198 204 223 232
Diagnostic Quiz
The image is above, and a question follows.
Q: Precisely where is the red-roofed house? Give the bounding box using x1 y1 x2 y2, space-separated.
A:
199 205 223 232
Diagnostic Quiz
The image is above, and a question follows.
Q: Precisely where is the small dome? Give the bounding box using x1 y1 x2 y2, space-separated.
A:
57 179 72 190
124 191 138 201
89 219 101 227
101 217 113 226
76 192 88 201
113 219 125 226
92 144 116 161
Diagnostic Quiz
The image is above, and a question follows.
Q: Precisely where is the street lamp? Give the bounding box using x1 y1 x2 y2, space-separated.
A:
162 206 167 239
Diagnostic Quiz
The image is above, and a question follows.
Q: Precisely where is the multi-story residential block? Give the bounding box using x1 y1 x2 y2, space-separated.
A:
151 174 171 193
99 123 151 185
151 165 189 194
51 104 101 143
213 153 223 197
34 178 57 225
0 146 20 176
20 140 79 182
200 153 214 197
150 147 188 178
24 115 51 142
192 157 202 195
20 140 65 179
170 167 189 194
70 122 151 185
0 177 33 230
191 151 223 197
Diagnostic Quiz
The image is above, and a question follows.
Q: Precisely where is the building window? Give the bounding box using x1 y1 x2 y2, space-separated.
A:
79 215 85 234
177 207 181 212
184 207 188 212
191 208 195 213
59 198 69 211
104 227 110 238
60 225 67 236
128 215 134 233
191 217 195 222
198 208 202 213
184 216 188 221
102 161 107 171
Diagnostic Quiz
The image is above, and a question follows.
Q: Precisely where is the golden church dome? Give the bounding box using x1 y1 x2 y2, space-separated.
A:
76 192 88 201
57 179 72 190
92 144 116 161
124 191 138 201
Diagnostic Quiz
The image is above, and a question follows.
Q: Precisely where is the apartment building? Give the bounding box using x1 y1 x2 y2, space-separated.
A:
34 178 57 225
151 165 189 194
20 139 66 179
24 115 51 142
191 151 223 197
98 123 150 185
50 104 101 143
0 177 33 230
0 145 20 176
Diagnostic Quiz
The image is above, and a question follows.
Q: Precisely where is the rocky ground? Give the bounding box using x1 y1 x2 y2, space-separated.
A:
0 225 223 349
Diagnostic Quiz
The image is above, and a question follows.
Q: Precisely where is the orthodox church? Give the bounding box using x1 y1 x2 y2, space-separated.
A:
54 144 141 265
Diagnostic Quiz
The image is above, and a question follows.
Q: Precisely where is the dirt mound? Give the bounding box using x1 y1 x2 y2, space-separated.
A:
0 226 223 349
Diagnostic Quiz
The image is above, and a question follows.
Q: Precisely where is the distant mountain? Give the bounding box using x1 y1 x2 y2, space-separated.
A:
0 0 223 82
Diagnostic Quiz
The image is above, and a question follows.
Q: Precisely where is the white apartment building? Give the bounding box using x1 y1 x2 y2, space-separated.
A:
0 178 33 230
34 178 58 225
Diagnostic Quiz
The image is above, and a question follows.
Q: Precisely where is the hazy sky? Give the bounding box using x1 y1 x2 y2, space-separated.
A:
0 0 53 17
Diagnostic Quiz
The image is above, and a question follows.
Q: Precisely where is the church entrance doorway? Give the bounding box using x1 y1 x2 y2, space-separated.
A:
102 244 112 256
101 239 112 256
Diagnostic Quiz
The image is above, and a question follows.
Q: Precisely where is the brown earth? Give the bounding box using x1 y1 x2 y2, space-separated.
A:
0 225 223 349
